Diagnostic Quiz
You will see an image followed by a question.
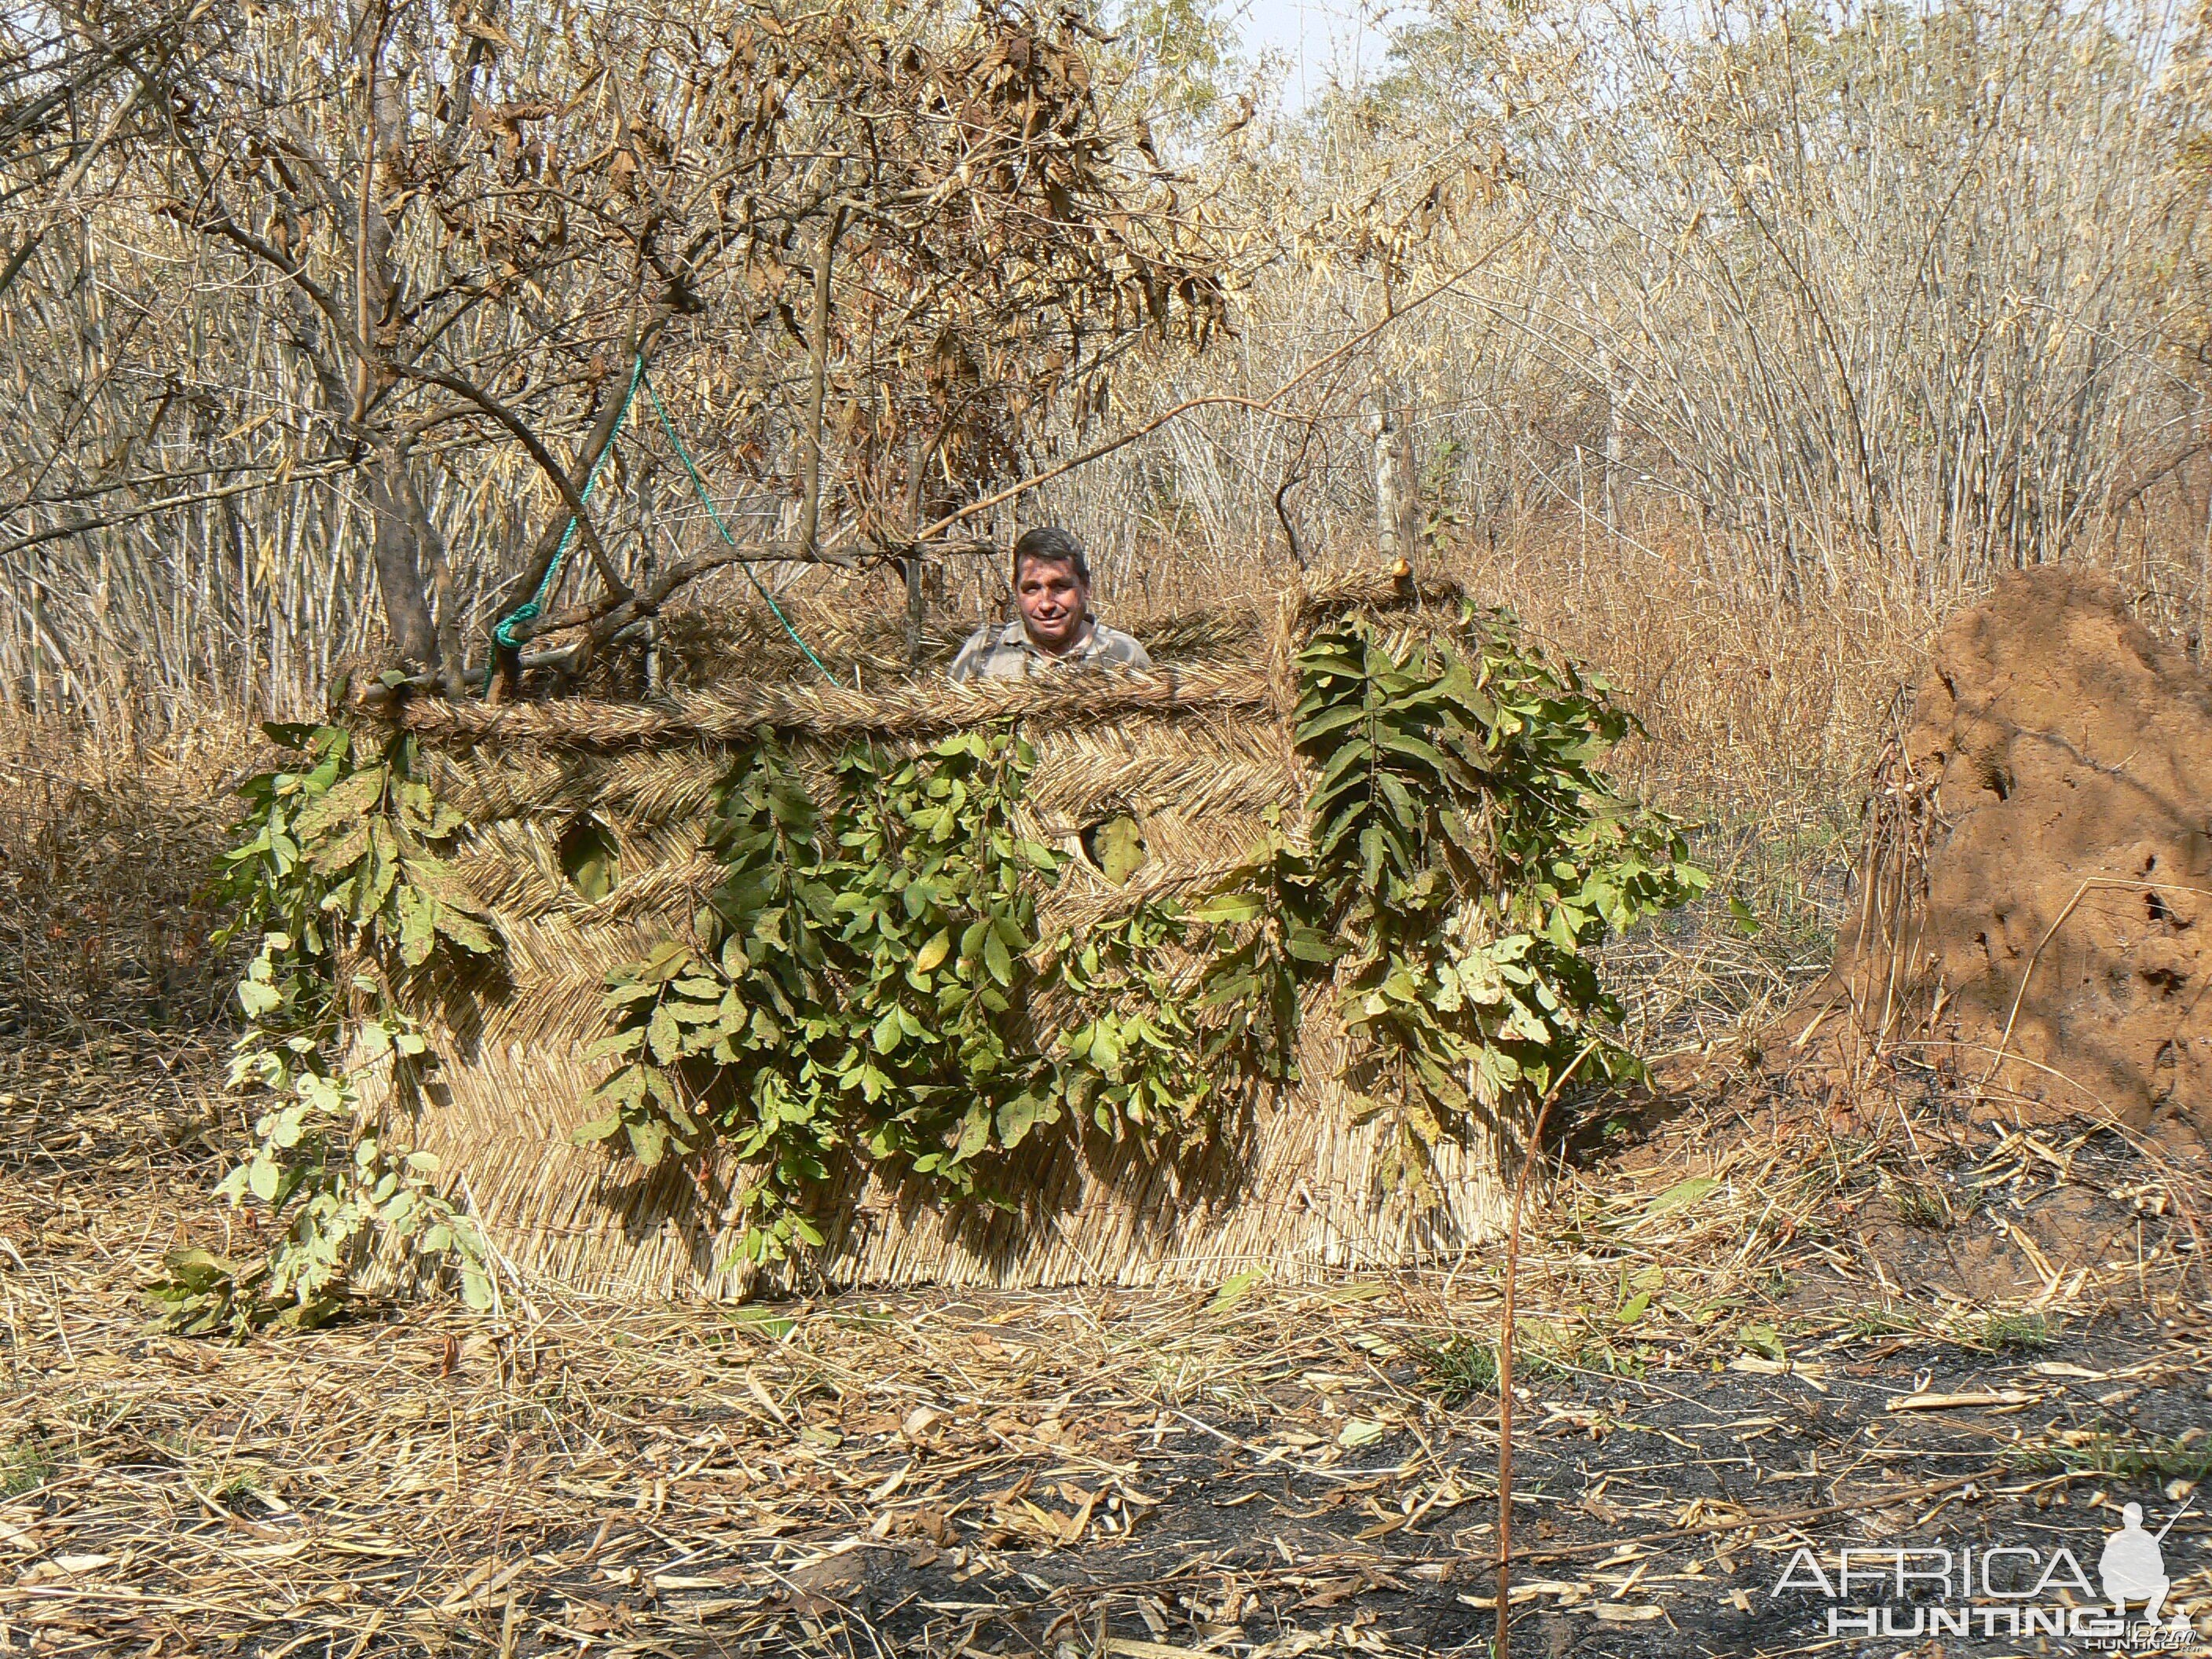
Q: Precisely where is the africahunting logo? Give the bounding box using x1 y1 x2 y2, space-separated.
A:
1771 1499 2204 1650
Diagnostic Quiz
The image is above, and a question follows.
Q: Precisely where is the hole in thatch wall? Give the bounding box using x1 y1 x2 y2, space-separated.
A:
557 815 621 902
1078 811 1149 886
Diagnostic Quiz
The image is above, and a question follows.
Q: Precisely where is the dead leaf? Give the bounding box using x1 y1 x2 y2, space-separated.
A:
1885 1389 2033 1412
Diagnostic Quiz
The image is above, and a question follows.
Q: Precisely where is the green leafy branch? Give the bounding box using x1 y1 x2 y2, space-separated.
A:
1048 895 1223 1147
1285 609 1708 1185
152 723 502 1335
579 728 1074 1259
580 726 1299 1262
574 735 847 1258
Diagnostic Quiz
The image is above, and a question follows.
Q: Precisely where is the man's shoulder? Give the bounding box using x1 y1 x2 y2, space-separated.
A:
949 618 1027 680
1088 623 1152 669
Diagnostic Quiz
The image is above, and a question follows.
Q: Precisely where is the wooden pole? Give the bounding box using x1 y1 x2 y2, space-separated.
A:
799 207 848 561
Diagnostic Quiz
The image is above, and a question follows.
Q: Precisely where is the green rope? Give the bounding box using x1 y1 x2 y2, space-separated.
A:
482 352 649 692
639 369 840 684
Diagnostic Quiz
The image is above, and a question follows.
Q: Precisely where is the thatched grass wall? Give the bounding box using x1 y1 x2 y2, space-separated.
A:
355 573 1520 1298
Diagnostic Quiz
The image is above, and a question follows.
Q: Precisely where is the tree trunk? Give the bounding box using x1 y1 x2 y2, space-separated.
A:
1372 407 1419 564
486 322 668 695
412 471 467 697
368 443 438 672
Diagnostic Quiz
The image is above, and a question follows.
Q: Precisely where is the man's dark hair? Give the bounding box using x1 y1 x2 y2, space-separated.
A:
1012 525 1090 586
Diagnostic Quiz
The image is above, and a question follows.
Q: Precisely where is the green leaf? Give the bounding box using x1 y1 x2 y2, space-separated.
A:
954 1105 992 1162
161 1248 242 1293
585 1027 643 1061
996 1094 1051 1148
647 1003 681 1064
1375 728 1455 773
1292 700 1373 745
1088 813 1148 886
393 883 435 967
641 941 692 983
599 1065 647 1110
1210 1268 1267 1312
1738 1323 1785 1362
1644 1176 1719 1219
306 820 372 875
559 817 621 901
290 765 386 840
627 1117 669 1166
723 1306 797 1340
430 904 498 956
262 720 321 750
1194 889 1265 928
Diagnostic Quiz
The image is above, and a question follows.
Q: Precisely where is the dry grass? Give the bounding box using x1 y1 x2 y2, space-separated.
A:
4 1018 2207 1656
1455 529 1932 1058
0 715 251 1044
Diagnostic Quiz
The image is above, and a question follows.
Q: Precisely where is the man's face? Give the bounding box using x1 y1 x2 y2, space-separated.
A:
1016 556 1088 653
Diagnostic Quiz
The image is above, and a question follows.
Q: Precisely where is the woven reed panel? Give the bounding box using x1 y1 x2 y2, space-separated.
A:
357 573 1523 1295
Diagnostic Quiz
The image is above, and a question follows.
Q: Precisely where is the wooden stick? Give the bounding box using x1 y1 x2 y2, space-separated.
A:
799 207 848 561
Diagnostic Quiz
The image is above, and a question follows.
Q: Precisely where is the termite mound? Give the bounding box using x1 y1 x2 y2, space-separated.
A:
1819 565 2212 1148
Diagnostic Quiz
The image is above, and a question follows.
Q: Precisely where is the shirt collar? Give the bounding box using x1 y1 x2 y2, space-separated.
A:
1004 615 1101 657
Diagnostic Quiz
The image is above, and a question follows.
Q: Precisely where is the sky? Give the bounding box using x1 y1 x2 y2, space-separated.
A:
1232 0 1405 108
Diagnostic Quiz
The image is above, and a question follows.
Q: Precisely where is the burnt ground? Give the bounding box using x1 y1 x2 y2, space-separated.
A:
2 1028 2210 1658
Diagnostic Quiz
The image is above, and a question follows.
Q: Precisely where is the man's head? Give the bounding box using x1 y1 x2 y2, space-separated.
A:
1012 526 1090 654
2123 1503 2145 1529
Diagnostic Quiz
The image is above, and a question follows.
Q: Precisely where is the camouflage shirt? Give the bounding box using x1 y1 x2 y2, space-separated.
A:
947 616 1153 682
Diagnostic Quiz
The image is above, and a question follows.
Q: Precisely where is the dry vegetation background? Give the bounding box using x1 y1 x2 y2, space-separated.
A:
5 5 2212 1655
8 0 2212 1046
